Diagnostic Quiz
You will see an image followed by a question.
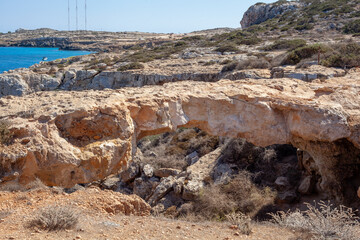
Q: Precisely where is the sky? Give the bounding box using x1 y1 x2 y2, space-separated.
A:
0 0 274 33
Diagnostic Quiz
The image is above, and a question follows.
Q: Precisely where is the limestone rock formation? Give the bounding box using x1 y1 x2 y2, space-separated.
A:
240 1 303 29
1 72 360 202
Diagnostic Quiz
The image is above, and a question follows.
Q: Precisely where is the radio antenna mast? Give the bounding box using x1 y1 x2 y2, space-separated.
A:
76 0 78 31
85 0 87 31
68 0 70 31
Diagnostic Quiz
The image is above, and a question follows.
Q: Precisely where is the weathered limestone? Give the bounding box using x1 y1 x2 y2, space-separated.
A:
240 1 303 29
0 73 359 202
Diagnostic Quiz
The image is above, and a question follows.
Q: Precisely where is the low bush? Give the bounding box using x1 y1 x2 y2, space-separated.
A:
270 201 360 240
281 44 329 65
220 59 233 65
225 212 252 235
139 128 219 171
203 60 217 66
321 42 360 68
214 44 239 54
263 39 307 51
0 120 13 145
117 62 144 71
0 178 48 192
221 57 271 72
28 205 80 231
192 173 275 219
123 41 188 63
343 19 360 34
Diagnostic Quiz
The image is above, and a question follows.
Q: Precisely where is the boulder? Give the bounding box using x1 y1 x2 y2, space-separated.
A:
133 177 159 200
154 168 181 178
120 162 140 183
298 175 315 195
142 164 154 178
274 176 290 191
147 176 176 206
241 2 303 29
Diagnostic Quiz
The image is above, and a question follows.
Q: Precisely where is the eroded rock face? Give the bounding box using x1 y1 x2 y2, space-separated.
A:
240 1 303 29
0 73 360 202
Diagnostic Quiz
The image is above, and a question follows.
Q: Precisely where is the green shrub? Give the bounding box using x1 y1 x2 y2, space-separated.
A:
221 62 239 72
220 59 233 65
117 62 144 71
236 36 262 46
343 19 360 34
203 60 217 66
282 44 329 65
0 120 13 145
123 41 188 63
263 39 307 51
214 44 239 54
321 42 360 68
221 57 271 72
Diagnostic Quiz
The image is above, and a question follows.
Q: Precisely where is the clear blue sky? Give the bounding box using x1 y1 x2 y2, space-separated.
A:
0 0 274 33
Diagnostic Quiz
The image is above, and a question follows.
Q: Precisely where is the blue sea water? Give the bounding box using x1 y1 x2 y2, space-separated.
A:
0 47 92 73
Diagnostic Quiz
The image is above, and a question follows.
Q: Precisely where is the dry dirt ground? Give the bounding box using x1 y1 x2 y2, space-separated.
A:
0 188 298 240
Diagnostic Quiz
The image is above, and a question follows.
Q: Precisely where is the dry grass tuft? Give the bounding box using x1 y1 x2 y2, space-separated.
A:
0 178 47 192
0 120 13 145
28 205 80 231
192 173 275 220
0 210 12 220
225 212 252 235
270 201 360 240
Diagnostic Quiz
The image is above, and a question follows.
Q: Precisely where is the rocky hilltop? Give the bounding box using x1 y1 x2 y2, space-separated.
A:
241 1 303 29
241 0 360 33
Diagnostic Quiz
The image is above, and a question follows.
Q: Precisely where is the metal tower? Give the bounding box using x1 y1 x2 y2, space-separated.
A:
68 0 70 31
85 0 87 31
76 0 78 31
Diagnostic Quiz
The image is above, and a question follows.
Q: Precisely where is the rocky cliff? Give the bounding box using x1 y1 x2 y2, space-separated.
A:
1 72 359 202
240 1 302 29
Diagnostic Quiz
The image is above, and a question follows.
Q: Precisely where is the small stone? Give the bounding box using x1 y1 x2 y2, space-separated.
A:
229 225 238 230
93 135 102 140
274 176 290 191
143 164 154 178
298 175 315 195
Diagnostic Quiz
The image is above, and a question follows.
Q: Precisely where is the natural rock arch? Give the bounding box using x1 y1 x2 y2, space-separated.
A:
0 77 359 203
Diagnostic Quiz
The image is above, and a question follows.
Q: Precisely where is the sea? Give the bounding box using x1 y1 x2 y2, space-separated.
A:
0 47 92 73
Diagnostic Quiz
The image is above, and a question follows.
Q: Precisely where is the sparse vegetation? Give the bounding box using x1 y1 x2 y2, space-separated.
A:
221 57 271 72
192 173 275 220
281 44 329 65
0 120 13 145
28 205 80 231
123 41 188 63
0 178 47 192
203 60 217 66
225 212 252 236
117 62 144 71
270 201 360 240
263 39 307 51
0 210 12 220
139 128 219 171
343 19 360 34
214 44 239 54
321 42 360 68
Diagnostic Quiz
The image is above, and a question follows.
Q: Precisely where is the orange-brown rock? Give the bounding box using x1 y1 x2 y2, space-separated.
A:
0 187 151 216
0 71 360 201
